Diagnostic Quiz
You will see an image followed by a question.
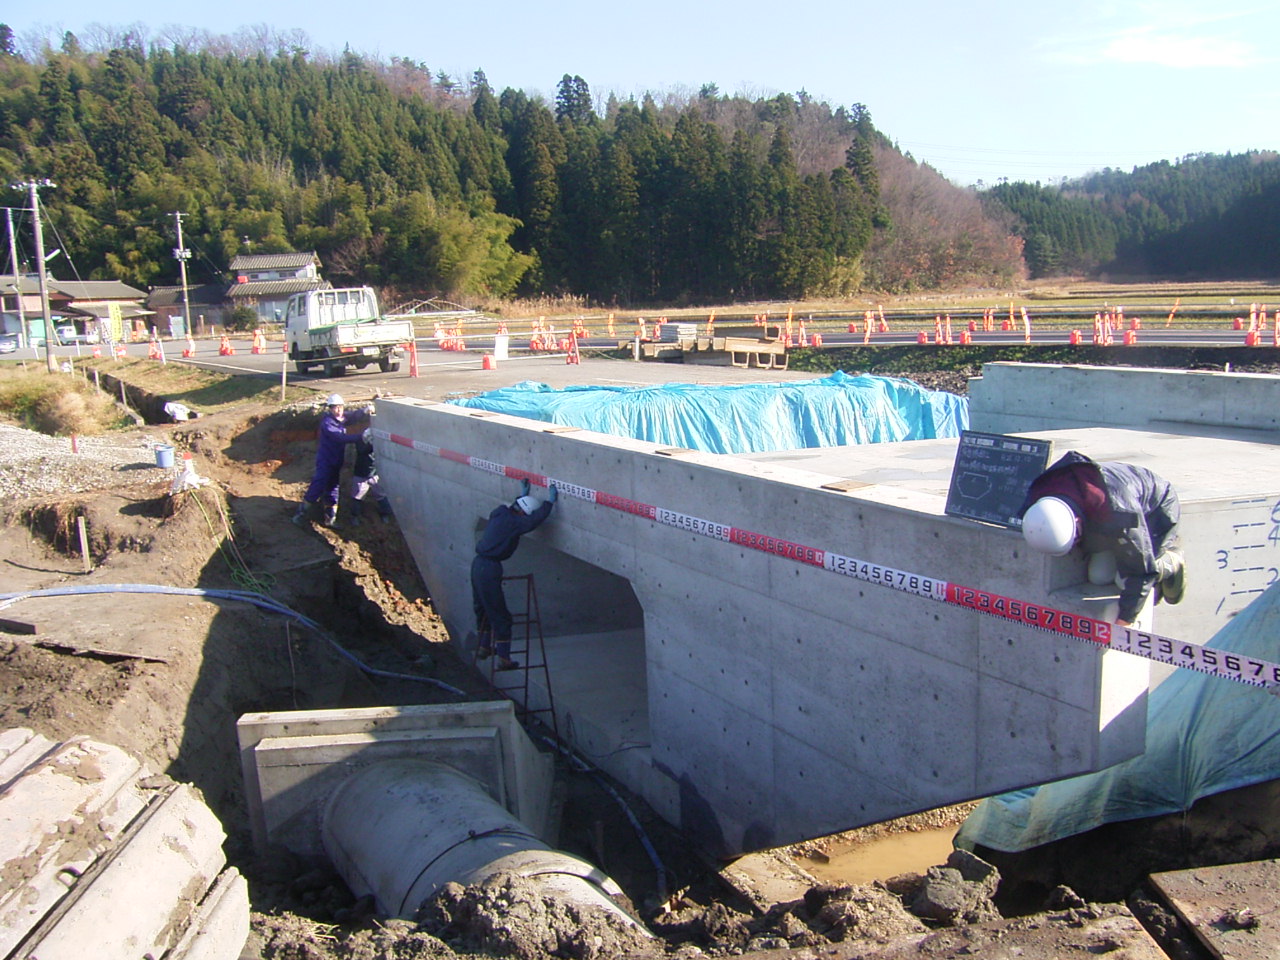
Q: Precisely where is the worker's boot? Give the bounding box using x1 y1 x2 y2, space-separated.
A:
494 641 519 671
473 629 493 660
290 501 310 526
1155 550 1186 605
323 504 338 527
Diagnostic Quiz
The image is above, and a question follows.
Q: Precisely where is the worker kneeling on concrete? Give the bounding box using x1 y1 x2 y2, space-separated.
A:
1020 451 1185 627
471 479 556 670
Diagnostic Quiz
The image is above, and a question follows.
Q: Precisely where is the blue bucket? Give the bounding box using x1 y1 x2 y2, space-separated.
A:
155 445 175 469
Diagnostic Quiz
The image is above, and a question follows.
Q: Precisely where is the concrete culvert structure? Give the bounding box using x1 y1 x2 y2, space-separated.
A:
321 758 647 930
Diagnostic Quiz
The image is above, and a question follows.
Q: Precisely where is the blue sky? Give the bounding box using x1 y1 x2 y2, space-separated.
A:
9 1 1277 186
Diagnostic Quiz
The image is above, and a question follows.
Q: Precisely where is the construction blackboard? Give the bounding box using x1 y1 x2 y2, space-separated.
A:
945 430 1053 529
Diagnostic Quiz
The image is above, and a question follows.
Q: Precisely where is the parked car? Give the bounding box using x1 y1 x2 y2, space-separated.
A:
0 333 18 354
57 324 100 344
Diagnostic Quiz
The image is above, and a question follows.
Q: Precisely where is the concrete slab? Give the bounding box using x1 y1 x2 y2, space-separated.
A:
238 702 556 859
374 364 1280 856
0 730 247 960
969 363 1280 436
1150 858 1280 960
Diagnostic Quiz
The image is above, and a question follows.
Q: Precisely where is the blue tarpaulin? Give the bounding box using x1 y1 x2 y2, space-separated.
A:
448 371 969 454
956 581 1280 853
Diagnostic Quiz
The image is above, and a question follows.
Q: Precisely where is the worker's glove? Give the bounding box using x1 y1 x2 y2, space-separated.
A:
548 483 558 503
520 478 531 498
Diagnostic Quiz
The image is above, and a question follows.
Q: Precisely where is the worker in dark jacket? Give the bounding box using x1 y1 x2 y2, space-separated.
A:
349 429 392 525
471 479 557 669
292 394 367 527
1020 451 1185 626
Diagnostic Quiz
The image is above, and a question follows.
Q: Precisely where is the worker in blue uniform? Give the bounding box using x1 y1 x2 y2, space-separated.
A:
471 479 557 669
293 394 368 526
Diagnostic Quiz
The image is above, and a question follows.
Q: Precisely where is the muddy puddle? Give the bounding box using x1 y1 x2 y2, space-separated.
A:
801 825 960 885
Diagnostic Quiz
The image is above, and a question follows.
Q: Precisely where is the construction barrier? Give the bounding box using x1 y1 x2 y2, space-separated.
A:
218 334 234 356
251 329 266 354
147 336 162 361
182 336 196 358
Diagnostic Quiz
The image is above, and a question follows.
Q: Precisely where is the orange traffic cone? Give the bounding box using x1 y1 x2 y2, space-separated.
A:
148 336 162 360
183 335 196 358
219 334 234 356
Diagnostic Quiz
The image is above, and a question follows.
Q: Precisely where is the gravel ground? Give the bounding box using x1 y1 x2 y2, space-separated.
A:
0 423 170 501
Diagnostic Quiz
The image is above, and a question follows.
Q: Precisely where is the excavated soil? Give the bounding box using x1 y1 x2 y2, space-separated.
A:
2 360 1278 959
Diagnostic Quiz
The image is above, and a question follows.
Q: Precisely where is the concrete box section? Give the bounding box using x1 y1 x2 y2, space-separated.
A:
969 363 1280 436
373 394 1280 857
238 702 555 859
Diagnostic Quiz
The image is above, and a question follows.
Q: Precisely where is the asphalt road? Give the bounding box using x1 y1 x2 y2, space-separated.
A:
18 320 1269 402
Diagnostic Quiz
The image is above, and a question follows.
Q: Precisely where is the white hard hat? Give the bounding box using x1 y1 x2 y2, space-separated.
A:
515 495 539 515
326 393 344 406
1022 496 1079 556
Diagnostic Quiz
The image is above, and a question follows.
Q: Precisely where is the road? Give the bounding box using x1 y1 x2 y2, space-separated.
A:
15 320 1271 402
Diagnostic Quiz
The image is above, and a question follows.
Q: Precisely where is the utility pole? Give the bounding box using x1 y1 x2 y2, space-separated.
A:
172 211 192 338
3 207 24 349
10 179 57 372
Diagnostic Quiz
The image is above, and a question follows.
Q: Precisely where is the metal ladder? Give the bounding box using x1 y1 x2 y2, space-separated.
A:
480 574 559 741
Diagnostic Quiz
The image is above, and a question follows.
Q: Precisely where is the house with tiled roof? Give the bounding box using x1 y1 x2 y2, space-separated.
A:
226 252 327 324
1 275 148 344
148 283 231 336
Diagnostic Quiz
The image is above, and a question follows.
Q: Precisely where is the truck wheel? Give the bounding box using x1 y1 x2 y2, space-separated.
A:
326 361 346 378
379 357 400 373
294 361 310 375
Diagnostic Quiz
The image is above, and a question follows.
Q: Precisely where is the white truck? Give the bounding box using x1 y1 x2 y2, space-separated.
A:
283 286 414 377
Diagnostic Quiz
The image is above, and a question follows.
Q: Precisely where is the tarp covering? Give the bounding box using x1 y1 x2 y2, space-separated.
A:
956 581 1280 853
449 371 969 454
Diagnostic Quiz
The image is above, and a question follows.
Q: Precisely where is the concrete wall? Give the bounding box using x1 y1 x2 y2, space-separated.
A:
375 398 1166 858
969 363 1280 436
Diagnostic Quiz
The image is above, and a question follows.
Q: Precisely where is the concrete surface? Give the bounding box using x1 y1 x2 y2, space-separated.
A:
969 362 1280 436
1150 857 1280 960
238 701 554 859
373 365 1280 857
0 727 247 960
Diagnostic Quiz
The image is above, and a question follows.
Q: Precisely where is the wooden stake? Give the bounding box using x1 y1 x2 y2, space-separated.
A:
77 515 91 573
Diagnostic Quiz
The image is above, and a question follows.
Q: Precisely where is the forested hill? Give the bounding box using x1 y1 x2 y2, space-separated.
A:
984 152 1280 279
0 33 1022 304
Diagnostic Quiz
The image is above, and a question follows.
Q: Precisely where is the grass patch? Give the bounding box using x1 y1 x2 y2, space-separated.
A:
0 364 133 435
787 343 1280 376
78 357 320 412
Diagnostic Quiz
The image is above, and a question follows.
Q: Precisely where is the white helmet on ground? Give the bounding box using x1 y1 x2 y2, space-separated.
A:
326 393 344 406
515 495 539 515
1022 496 1080 556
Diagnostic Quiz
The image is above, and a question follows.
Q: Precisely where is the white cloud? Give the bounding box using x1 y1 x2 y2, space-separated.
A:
1099 31 1261 67
1040 3 1277 68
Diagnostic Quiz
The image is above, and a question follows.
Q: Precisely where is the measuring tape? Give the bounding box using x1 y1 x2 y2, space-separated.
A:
377 428 1280 692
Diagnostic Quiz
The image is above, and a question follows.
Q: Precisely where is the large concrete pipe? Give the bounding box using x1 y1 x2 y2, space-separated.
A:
321 758 646 930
